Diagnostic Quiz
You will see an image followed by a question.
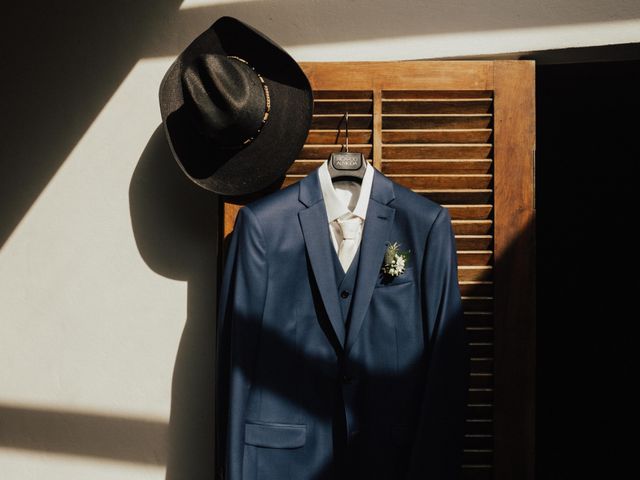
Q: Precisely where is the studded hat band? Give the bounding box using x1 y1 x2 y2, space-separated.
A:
226 55 271 147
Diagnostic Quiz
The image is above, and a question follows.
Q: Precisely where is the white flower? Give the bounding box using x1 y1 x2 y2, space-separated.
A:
381 242 411 277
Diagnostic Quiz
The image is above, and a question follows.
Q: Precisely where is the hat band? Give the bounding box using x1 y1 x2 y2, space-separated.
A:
224 55 271 148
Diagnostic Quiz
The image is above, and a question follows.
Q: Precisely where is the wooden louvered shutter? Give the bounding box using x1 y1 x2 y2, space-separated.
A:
220 60 536 480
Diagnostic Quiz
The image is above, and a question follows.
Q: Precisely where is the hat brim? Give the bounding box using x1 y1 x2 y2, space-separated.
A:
159 16 314 196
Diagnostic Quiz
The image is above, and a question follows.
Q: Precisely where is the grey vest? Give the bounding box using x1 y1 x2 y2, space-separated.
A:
329 237 362 326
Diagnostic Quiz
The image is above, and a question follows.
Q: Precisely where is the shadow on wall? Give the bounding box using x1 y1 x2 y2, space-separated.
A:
130 125 219 479
0 404 168 465
2 0 180 249
0 124 220 477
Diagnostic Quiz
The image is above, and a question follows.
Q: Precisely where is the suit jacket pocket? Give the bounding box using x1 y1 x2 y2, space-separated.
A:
375 266 415 288
244 421 307 449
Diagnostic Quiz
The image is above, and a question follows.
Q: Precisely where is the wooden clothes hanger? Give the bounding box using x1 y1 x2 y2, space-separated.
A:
326 111 367 184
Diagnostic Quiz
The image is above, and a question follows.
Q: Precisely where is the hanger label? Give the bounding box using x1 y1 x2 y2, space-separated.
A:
330 152 362 170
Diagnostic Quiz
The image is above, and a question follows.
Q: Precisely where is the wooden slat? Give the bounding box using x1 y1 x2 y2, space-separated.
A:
464 419 494 436
311 114 372 129
446 205 493 220
383 129 493 144
382 89 494 99
469 348 494 364
469 357 495 377
459 266 493 282
465 435 494 450
465 312 494 322
383 114 493 129
282 170 379 188
452 220 494 235
466 325 494 342
382 159 493 174
418 190 493 204
456 235 493 250
460 283 494 297
382 99 493 114
305 130 372 144
313 90 373 99
383 144 493 159
388 174 492 189
462 449 493 464
313 98 372 114
466 404 493 420
458 251 493 266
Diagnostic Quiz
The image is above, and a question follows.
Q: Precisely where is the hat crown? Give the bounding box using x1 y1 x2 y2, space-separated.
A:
159 15 314 195
181 53 268 147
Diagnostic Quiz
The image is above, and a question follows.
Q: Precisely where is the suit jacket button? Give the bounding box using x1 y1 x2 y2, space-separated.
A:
340 290 350 298
342 374 353 384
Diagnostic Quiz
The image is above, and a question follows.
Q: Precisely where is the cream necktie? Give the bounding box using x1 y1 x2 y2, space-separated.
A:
336 216 362 272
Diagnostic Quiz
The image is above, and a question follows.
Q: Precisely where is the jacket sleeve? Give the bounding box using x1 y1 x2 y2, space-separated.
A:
405 206 470 480
215 206 268 480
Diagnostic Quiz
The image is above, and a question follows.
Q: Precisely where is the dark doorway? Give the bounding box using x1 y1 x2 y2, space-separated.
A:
535 50 639 478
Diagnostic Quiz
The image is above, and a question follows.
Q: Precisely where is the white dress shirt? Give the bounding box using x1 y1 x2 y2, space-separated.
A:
317 160 374 270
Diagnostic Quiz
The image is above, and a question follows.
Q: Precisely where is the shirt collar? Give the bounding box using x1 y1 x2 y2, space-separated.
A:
318 159 374 223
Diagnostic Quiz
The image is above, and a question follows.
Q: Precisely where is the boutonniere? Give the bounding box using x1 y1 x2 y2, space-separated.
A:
381 241 411 277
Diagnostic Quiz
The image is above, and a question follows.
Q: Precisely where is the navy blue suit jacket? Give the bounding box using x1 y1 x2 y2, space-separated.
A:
215 165 470 480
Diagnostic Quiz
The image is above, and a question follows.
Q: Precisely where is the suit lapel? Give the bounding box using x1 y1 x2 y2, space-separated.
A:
298 202 346 348
345 199 395 354
298 166 396 354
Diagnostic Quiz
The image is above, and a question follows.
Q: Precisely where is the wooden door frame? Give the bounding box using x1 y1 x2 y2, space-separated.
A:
218 60 536 479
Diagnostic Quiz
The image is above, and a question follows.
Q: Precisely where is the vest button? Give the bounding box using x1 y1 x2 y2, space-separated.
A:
340 290 350 298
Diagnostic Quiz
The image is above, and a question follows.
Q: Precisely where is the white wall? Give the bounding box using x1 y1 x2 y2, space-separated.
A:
1 1 638 479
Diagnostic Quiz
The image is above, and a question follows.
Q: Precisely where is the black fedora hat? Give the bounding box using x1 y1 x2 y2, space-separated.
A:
159 16 314 196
